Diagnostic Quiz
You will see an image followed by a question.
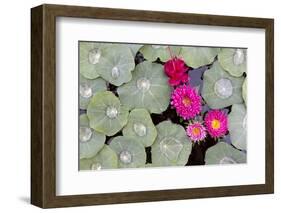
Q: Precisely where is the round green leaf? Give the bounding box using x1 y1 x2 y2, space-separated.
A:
80 42 109 79
151 121 192 167
80 145 118 170
87 91 129 136
117 61 171 114
95 44 135 86
202 61 244 109
79 114 106 159
179 47 220 68
79 75 107 110
229 104 247 150
109 136 146 168
205 142 246 165
218 48 247 77
122 108 157 147
139 45 181 62
125 44 143 56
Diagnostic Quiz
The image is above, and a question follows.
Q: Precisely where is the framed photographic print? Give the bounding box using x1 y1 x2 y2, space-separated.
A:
31 4 274 208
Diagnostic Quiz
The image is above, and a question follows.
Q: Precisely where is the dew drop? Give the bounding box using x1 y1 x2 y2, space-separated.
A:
214 78 233 99
79 127 92 142
137 78 150 91
119 150 132 164
91 162 102 170
88 48 101 64
106 106 118 119
162 144 168 150
220 156 237 164
233 49 245 65
133 123 147 137
80 83 92 98
111 66 120 79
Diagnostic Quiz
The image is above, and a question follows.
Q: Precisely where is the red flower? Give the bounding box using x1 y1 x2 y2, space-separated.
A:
164 57 189 86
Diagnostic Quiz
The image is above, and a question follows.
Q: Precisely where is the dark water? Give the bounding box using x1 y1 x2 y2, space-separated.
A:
80 52 235 166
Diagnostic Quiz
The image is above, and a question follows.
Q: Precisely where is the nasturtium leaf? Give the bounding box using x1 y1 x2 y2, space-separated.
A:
242 78 247 106
218 48 247 77
87 91 129 136
229 104 247 150
139 45 181 62
202 61 244 109
109 136 146 168
79 114 106 159
117 61 171 114
80 145 118 170
79 75 107 110
179 47 220 68
125 44 143 56
95 44 135 86
151 121 192 167
80 42 109 79
205 142 246 165
122 108 157 147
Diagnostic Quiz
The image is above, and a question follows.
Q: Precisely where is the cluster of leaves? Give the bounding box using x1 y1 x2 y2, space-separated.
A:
79 42 247 171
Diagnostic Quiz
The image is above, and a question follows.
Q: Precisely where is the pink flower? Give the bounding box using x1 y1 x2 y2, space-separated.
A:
204 110 228 138
171 85 201 120
186 122 207 142
164 57 189 86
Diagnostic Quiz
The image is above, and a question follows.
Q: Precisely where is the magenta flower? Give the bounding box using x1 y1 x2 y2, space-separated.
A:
186 122 207 142
204 110 228 138
171 85 202 120
164 57 189 86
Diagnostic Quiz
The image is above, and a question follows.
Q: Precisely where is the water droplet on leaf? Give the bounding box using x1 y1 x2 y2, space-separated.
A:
133 123 147 137
79 127 92 142
119 150 132 164
80 83 92 98
214 78 233 99
111 66 120 79
159 137 183 161
91 162 102 170
106 106 118 119
88 48 101 64
233 49 245 65
137 78 150 91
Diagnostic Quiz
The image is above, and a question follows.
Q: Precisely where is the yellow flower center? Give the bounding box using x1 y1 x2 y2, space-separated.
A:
192 127 200 136
211 119 221 129
182 96 191 107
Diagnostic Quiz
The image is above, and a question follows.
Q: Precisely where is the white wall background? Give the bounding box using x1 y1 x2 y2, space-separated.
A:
0 0 279 212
